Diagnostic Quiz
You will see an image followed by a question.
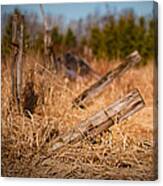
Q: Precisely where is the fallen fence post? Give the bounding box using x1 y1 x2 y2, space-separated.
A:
52 89 145 152
73 50 141 108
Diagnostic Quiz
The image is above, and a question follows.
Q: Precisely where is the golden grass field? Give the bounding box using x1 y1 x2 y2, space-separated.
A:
1 55 157 180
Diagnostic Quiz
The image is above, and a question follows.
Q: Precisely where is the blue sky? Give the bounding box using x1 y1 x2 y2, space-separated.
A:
2 1 154 23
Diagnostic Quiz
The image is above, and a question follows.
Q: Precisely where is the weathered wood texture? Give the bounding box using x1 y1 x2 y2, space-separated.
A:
11 14 24 107
40 4 51 56
39 4 49 32
11 14 18 99
53 89 145 152
16 20 24 103
40 4 55 69
73 50 141 108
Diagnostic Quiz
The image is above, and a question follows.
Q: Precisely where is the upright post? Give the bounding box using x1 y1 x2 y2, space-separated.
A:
11 13 24 110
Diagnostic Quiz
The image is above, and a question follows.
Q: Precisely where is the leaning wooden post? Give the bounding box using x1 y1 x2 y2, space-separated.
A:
53 89 145 152
73 51 141 108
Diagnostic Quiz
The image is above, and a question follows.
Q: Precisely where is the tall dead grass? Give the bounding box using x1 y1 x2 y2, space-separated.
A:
1 55 157 180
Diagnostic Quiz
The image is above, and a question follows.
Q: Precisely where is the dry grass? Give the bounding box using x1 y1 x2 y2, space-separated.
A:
1 55 157 180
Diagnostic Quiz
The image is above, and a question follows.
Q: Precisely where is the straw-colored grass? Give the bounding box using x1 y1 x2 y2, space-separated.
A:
1 55 157 180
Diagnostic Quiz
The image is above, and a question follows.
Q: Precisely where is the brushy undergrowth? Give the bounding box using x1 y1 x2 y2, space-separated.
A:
1 55 157 180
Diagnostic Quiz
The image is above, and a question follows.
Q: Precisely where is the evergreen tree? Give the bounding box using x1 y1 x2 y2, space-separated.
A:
64 28 76 49
118 15 127 58
135 16 148 64
121 11 137 57
51 26 63 53
51 26 63 46
103 15 119 60
145 19 155 58
89 26 106 59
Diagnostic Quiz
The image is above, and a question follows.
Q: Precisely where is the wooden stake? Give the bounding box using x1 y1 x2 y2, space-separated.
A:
11 13 24 109
52 89 145 152
16 17 24 105
73 51 141 108
11 14 18 99
39 4 54 69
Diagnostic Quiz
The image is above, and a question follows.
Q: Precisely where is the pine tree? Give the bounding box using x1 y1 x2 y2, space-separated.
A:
89 26 106 59
135 16 148 64
51 26 63 45
64 28 76 49
103 15 119 60
145 19 155 58
121 11 137 58
51 26 63 53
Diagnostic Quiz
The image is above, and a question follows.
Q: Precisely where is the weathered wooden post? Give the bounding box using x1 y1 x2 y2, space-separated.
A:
40 4 49 65
16 16 24 105
11 13 24 109
53 89 145 152
73 51 141 108
40 4 56 70
11 13 18 99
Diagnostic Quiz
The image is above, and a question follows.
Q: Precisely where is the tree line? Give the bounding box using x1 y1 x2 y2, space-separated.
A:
2 8 157 65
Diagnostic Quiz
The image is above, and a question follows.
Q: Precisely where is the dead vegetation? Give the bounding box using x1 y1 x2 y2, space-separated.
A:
1 55 157 180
